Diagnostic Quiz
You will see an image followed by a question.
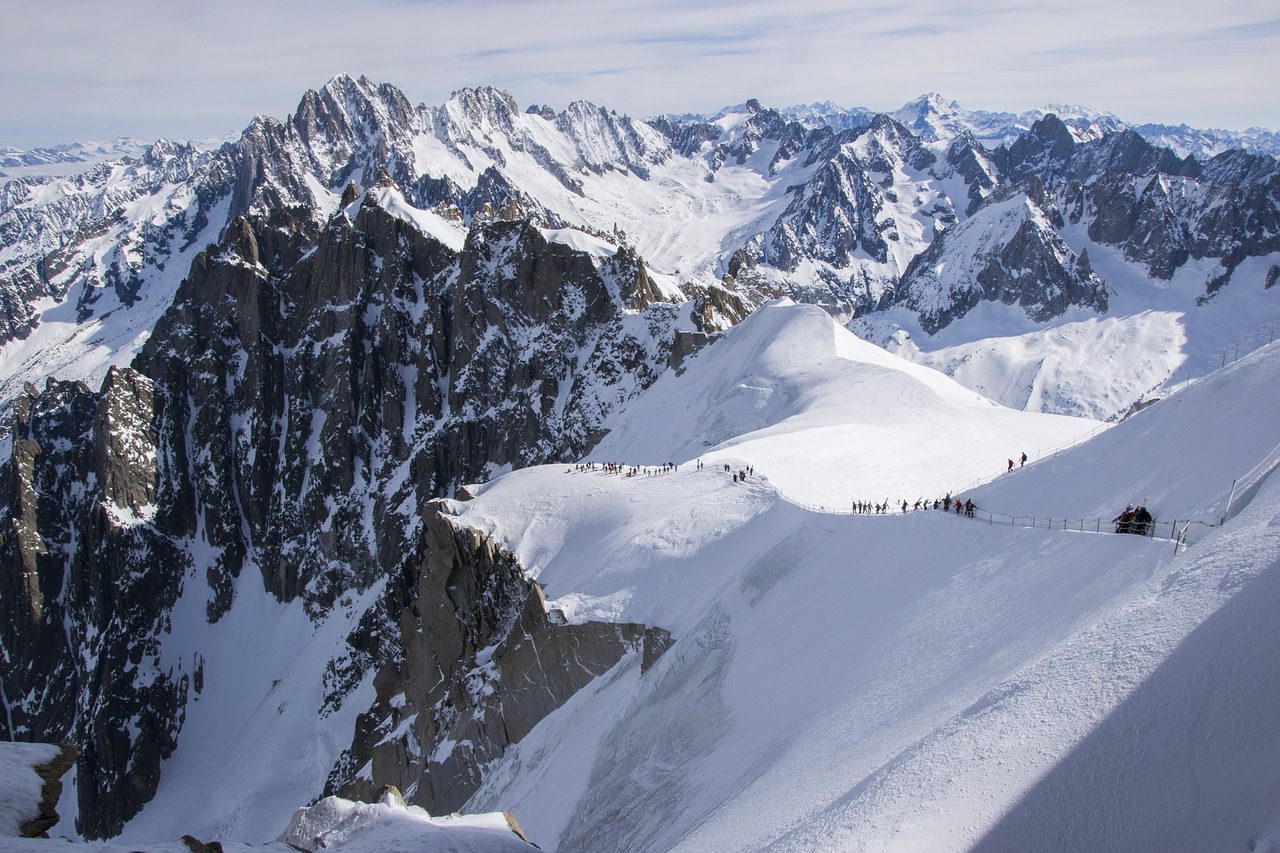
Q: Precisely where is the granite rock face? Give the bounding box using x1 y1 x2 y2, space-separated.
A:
0 184 686 837
328 503 671 814
0 372 185 837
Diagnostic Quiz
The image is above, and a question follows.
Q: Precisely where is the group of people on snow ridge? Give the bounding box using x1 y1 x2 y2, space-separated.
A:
568 461 679 478
1007 451 1028 472
850 494 975 517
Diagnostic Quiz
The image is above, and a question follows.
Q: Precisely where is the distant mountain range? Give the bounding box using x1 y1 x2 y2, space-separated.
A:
6 91 1276 181
775 93 1280 159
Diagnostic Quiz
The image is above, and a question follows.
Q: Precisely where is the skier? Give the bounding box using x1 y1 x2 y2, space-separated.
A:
1020 451 1027 467
965 499 975 518
1008 458 1014 472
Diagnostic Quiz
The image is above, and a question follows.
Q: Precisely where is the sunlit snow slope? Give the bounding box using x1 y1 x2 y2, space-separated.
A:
453 338 1280 852
588 300 1100 506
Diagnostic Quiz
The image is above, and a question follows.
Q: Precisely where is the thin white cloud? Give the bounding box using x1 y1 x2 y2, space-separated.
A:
0 0 1276 147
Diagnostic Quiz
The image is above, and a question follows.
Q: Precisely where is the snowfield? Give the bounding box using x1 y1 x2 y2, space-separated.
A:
588 301 1102 506
447 317 1280 851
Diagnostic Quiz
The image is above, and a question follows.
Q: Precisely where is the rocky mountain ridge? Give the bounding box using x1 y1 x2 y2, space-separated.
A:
3 75 1277 420
775 92 1280 159
0 74 1278 840
0 175 693 837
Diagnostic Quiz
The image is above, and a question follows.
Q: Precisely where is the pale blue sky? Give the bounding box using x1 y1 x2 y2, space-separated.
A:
1 0 1277 148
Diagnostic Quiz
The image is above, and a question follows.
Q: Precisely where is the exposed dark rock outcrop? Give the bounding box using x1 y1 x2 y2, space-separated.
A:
0 185 685 837
893 181 1108 333
16 742 78 838
327 503 671 813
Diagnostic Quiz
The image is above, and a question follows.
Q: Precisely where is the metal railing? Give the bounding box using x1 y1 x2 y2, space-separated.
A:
776 492 1220 550
957 507 1219 550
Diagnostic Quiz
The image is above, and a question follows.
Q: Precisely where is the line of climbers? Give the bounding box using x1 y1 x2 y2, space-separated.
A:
850 494 975 517
1006 451 1028 473
568 461 679 477
568 460 1158 539
567 459 757 482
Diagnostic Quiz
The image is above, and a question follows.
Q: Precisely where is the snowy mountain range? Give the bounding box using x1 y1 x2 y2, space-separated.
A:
2 74 1279 848
778 92 1280 159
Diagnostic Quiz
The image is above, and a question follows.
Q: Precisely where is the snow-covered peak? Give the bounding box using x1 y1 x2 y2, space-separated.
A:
554 100 671 177
441 85 521 137
848 113 933 169
364 184 466 251
588 300 1095 503
779 100 874 133
292 74 418 160
892 93 984 145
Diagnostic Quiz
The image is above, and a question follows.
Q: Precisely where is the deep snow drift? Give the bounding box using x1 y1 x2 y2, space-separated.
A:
450 334 1280 850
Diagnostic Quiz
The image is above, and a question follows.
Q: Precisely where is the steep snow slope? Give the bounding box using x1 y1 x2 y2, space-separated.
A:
453 336 1280 850
967 339 1280 520
588 301 1099 505
110 567 384 843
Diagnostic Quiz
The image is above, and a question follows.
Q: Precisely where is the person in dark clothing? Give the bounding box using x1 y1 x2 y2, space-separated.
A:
1132 505 1153 535
1008 458 1014 472
1115 505 1134 534
1020 452 1027 467
964 499 975 518
955 501 962 516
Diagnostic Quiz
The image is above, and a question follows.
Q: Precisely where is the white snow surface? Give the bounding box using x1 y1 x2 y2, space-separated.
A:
0 742 61 837
588 301 1100 505
540 227 618 259
279 794 532 852
114 564 382 844
367 186 465 252
450 336 1280 851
